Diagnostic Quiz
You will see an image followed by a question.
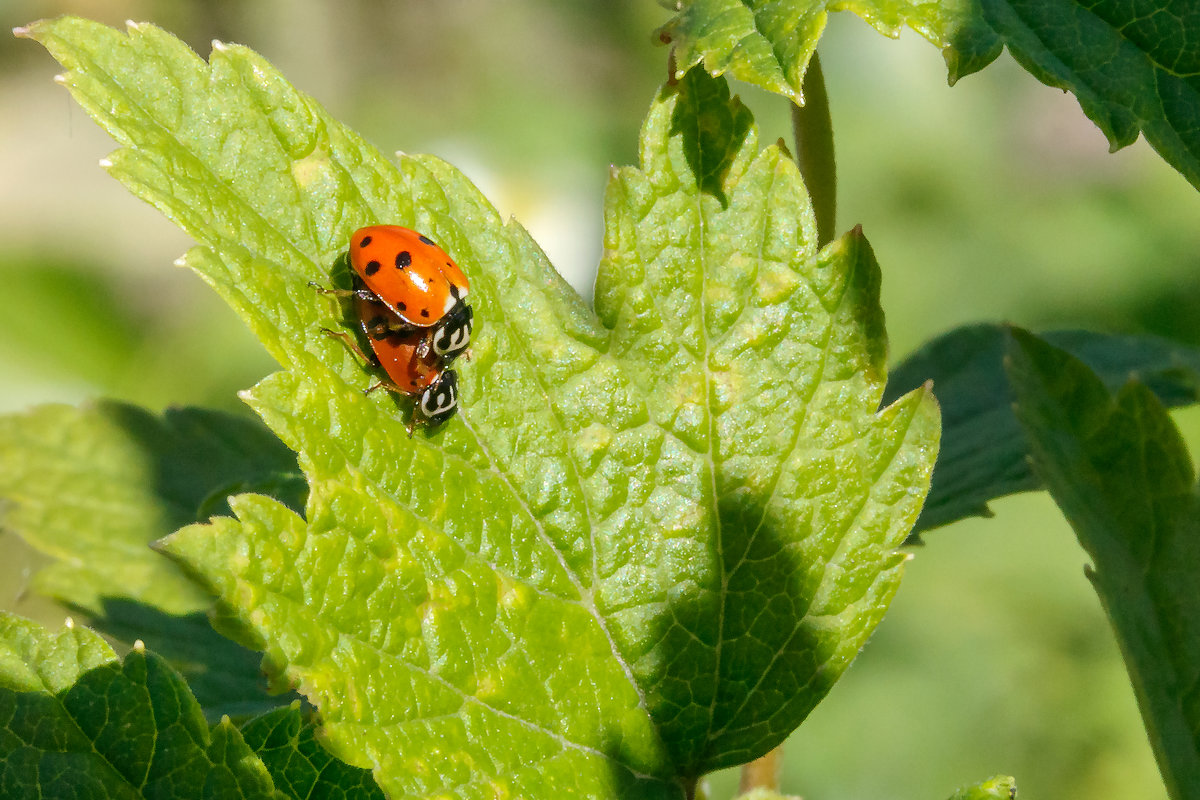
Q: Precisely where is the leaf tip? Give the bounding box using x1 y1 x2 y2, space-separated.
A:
12 25 30 39
124 19 142 32
133 639 146 653
212 39 229 53
63 616 75 629
173 254 188 268
98 157 113 169
52 73 67 85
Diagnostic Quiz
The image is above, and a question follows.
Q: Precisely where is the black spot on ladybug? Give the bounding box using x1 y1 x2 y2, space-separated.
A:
420 309 430 318
366 260 382 276
449 284 460 300
397 302 407 311
360 235 372 247
395 251 412 269
419 235 435 246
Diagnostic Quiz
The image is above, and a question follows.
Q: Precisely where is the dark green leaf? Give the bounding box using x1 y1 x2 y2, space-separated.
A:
1007 328 1200 799
944 0 1200 190
240 704 385 800
0 613 285 800
885 324 1200 534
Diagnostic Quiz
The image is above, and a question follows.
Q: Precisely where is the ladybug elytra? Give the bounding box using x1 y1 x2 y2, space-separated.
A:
348 225 473 363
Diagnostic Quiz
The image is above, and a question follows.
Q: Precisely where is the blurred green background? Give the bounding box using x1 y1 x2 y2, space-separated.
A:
3 1 1198 797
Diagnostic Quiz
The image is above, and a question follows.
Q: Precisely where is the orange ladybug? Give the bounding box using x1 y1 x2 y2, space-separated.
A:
348 225 473 363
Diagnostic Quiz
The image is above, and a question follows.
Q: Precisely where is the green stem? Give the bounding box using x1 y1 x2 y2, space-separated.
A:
738 746 783 794
791 52 836 246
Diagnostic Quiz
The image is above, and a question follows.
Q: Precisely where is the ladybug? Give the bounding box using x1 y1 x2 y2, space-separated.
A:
348 225 473 363
319 289 460 434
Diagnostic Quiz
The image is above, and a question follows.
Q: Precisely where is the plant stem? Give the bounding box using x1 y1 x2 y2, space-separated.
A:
738 746 783 794
791 52 836 246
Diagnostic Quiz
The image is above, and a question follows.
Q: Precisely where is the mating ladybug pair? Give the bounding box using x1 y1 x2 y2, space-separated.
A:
316 225 474 434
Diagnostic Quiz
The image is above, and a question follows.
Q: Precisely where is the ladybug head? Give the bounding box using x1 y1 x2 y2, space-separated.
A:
417 369 459 426
431 302 473 362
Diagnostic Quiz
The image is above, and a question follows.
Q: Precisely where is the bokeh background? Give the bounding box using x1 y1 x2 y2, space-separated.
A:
3 1 1199 798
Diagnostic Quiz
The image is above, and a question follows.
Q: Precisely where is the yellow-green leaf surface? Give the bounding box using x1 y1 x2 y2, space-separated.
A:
659 0 1200 190
22 17 939 795
1008 329 1200 799
0 613 284 799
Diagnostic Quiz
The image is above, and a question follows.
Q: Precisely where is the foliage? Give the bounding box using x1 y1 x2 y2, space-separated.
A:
4 1 1199 798
659 0 1200 190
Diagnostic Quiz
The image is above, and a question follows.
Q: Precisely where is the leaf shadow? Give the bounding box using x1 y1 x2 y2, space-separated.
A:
83 597 298 722
641 488 837 779
669 66 753 207
98 400 307 527
43 404 309 720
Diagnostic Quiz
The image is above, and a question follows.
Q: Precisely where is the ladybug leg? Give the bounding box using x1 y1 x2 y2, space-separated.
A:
309 282 379 304
362 314 411 340
309 281 349 297
363 378 411 397
320 328 376 365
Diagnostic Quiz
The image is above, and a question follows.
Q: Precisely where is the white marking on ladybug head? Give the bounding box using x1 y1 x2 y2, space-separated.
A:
434 324 470 356
421 383 457 417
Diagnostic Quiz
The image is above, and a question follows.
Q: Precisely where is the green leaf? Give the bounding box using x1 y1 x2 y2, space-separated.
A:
240 704 385 800
0 401 304 715
1007 328 1200 799
657 1 1200 190
595 67 938 773
23 17 938 794
945 0 1200 191
654 0 982 104
945 774 1017 800
0 401 304 615
0 613 284 799
885 324 1200 535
